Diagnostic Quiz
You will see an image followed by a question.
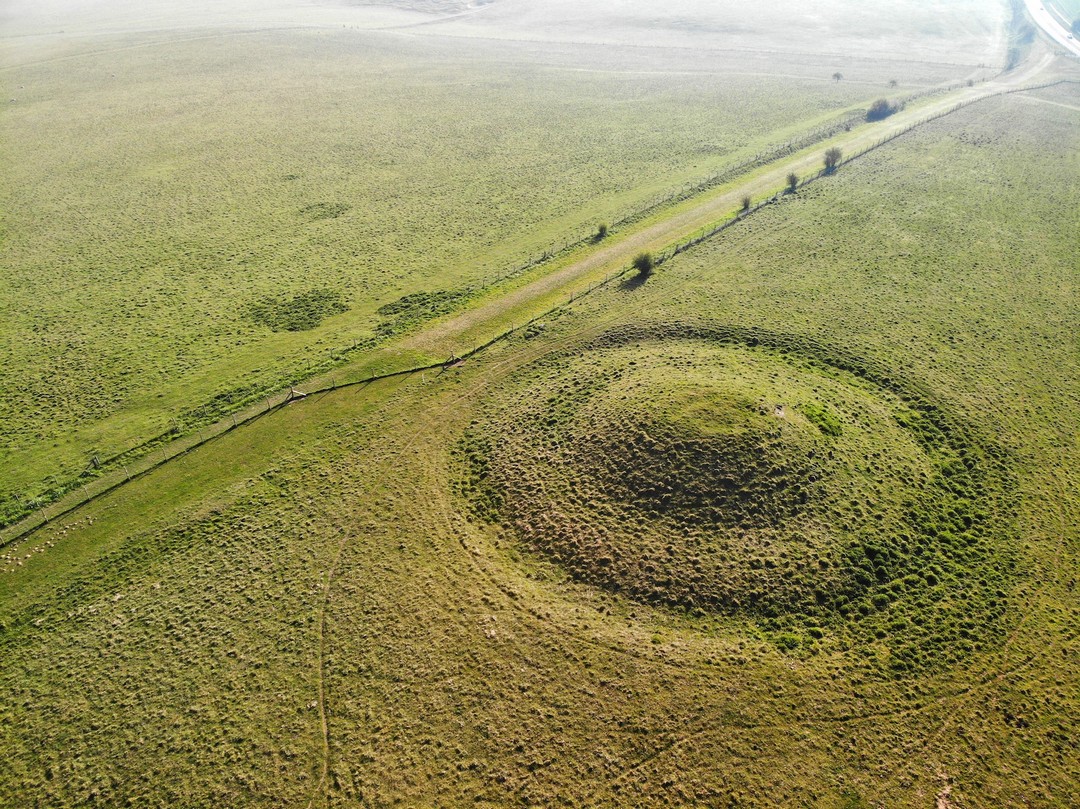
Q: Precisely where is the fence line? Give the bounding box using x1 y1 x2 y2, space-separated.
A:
2 78 1074 548
8 79 1000 533
0 101 881 534
465 72 983 294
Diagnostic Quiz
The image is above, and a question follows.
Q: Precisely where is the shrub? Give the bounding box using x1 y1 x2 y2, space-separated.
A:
776 633 801 650
741 195 751 211
632 252 654 277
866 98 898 122
802 402 842 436
786 172 799 193
595 223 608 240
823 146 842 173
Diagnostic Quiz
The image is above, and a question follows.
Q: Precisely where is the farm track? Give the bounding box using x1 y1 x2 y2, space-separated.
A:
312 49 1064 364
1 46 1071 551
344 68 1075 802
2 31 1076 807
1016 92 1080 111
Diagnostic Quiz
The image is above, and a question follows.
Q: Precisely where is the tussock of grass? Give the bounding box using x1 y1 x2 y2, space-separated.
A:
249 289 349 332
1 30 1077 809
375 289 473 338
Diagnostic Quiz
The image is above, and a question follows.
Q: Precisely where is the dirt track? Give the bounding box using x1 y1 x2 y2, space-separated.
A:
394 48 1059 358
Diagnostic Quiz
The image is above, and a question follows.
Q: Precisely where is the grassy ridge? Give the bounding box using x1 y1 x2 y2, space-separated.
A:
1 81 1076 807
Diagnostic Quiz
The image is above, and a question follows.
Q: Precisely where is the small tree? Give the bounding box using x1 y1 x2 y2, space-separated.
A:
866 98 896 122
596 223 608 240
741 195 751 212
632 252 654 277
888 79 898 88
832 72 843 82
823 147 842 173
786 172 799 193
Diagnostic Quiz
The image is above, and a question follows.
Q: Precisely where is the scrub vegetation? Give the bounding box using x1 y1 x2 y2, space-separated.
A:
1 0 1078 807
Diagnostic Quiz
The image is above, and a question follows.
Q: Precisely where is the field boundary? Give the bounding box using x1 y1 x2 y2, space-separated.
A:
1 77 1074 550
0 99 873 528
470 75 991 293
0 75 993 530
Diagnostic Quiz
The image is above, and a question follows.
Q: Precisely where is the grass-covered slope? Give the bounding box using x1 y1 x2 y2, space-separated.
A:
1 80 1076 806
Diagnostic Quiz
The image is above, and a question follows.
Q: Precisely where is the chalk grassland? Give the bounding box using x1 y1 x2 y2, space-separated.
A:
0 0 1012 518
1 87 1076 807
1 26 900 511
0 0 1006 68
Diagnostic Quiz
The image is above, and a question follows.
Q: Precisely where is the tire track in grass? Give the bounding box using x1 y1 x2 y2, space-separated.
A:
300 374 425 808
887 445 1078 795
9 56 1072 807
301 343 613 807
1015 92 1080 113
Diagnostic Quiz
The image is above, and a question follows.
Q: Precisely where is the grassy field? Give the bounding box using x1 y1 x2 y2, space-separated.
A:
0 0 1017 522
1 23 912 517
2 59 1076 808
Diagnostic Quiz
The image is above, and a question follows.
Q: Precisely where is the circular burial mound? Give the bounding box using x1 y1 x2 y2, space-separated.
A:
456 324 1016 672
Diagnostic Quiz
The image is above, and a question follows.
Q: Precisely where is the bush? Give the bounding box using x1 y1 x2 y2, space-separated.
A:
632 252 654 276
741 195 751 211
866 98 898 122
802 402 842 436
786 172 799 193
823 146 842 172
776 633 801 650
595 223 608 240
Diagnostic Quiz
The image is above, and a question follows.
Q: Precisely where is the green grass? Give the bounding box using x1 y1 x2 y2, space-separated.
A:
457 330 1012 675
1 69 1077 808
1 26 898 510
422 0 1007 70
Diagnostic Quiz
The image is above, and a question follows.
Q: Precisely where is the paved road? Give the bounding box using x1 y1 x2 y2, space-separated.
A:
1023 0 1080 57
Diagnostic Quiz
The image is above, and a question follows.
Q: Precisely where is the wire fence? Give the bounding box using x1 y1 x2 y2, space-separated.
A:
466 76 986 294
1 77 1074 549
